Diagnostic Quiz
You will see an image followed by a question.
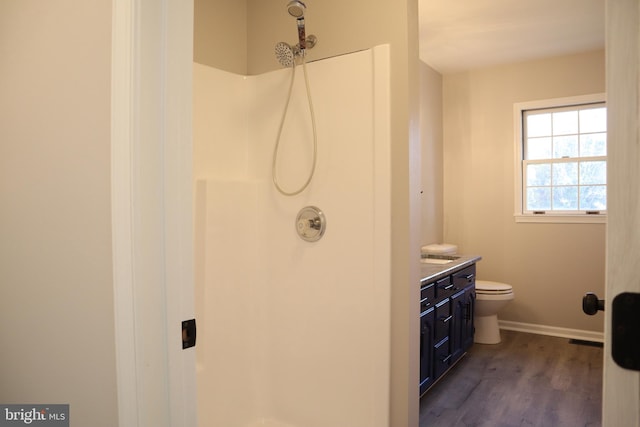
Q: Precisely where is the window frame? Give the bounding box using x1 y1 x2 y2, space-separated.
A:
514 93 607 224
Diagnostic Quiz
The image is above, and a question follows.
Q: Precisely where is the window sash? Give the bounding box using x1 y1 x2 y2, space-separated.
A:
523 102 607 161
522 156 607 214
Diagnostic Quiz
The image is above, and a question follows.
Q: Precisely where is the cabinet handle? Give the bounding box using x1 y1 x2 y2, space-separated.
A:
465 302 472 320
440 315 453 324
441 284 454 291
440 354 452 364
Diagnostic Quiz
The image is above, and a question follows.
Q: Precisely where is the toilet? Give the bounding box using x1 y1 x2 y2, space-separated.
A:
474 280 514 344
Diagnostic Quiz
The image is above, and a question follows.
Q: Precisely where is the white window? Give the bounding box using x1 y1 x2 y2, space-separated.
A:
514 94 607 223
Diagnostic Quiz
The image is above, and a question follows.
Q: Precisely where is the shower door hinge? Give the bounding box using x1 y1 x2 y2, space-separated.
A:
182 319 196 349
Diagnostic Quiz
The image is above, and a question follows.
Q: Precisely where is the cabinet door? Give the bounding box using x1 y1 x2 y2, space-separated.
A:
450 289 466 363
419 307 435 395
462 285 476 351
451 285 477 363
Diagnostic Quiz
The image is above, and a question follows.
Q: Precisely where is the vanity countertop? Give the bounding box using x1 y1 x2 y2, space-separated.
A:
420 255 482 284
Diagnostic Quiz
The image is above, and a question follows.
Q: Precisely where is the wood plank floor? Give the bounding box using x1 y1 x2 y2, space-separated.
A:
419 330 603 427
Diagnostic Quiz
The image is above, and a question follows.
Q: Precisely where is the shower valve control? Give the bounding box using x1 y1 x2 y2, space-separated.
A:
304 217 322 230
296 206 326 242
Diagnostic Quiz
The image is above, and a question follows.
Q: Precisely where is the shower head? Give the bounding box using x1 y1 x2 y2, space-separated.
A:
276 0 316 65
275 42 295 67
287 0 306 18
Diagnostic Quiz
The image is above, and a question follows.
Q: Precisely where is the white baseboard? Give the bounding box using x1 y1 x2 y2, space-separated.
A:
498 320 604 343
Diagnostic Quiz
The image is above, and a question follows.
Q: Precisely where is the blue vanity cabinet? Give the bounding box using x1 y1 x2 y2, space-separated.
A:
420 261 477 397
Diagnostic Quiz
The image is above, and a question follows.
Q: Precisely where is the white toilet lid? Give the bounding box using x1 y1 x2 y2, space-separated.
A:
476 280 512 294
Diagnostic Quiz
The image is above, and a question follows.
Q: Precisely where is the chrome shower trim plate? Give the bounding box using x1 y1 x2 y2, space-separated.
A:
295 206 326 242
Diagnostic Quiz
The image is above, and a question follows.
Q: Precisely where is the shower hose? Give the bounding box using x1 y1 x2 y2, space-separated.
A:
272 54 318 196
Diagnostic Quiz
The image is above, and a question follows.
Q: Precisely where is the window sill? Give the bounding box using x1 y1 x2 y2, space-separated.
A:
514 214 606 224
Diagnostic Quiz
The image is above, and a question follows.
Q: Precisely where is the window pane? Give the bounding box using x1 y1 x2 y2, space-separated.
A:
553 186 578 210
580 161 607 185
527 187 551 210
527 113 551 137
580 185 607 210
553 110 578 135
553 162 578 185
580 107 607 133
527 137 552 159
580 133 607 157
527 163 551 186
553 135 578 158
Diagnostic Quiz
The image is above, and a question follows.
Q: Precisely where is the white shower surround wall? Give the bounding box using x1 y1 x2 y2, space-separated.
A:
194 45 391 427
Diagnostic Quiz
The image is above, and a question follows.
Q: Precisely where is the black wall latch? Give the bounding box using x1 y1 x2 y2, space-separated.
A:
612 293 640 371
182 319 196 349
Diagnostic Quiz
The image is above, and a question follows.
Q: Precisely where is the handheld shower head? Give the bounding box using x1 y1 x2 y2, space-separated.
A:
287 0 306 18
275 0 316 66
296 17 306 50
287 1 308 51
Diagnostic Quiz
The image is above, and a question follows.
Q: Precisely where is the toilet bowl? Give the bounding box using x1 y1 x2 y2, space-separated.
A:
474 280 514 344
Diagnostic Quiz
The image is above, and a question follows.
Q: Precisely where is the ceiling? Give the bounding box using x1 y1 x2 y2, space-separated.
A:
419 0 605 74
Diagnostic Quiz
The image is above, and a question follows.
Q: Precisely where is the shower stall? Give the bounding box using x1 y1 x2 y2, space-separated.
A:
194 44 393 427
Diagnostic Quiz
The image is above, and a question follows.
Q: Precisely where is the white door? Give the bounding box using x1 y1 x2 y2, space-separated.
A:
602 0 640 425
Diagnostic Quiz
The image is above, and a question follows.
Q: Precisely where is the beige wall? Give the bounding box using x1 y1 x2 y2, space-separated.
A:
0 1 118 425
194 0 247 74
420 61 444 245
195 0 421 77
246 0 413 75
194 0 421 425
0 3 195 424
443 50 606 333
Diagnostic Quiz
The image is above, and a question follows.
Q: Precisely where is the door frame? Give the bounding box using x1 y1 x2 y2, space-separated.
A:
110 0 639 425
111 0 196 426
602 0 640 425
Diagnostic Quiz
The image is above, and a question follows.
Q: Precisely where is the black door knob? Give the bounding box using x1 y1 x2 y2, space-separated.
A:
583 292 605 315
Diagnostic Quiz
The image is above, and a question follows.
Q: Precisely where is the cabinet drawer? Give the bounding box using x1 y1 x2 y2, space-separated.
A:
434 338 451 378
434 299 452 343
435 276 454 298
453 264 476 290
420 282 435 313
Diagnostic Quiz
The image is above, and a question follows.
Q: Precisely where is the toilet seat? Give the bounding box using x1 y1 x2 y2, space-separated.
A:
476 280 513 295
